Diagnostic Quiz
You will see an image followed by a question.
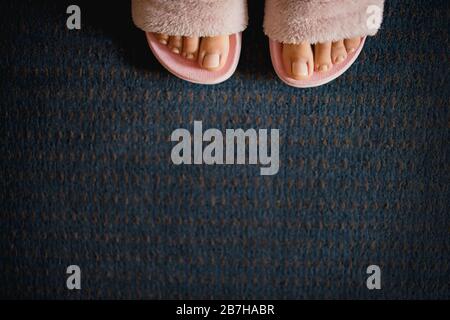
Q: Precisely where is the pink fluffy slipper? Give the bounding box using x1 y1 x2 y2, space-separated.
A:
132 0 248 85
264 0 385 88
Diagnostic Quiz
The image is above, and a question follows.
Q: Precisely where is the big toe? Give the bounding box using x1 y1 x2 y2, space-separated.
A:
314 42 333 73
282 42 314 80
198 35 229 70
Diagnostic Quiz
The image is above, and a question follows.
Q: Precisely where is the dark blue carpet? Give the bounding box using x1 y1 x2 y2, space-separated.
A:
0 0 449 299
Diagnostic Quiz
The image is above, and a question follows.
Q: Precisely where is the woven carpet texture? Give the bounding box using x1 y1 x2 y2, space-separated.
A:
0 0 449 299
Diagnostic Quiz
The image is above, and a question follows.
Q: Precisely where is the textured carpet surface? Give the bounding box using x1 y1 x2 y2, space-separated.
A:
0 0 449 299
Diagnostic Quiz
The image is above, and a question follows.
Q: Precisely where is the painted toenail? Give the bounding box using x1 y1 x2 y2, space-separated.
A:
203 53 220 69
335 55 346 63
319 64 329 72
292 61 308 77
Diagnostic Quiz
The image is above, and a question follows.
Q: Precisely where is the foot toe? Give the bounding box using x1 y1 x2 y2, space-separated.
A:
182 36 200 60
154 33 169 45
282 42 314 80
168 36 182 54
314 42 333 73
344 37 362 53
331 40 348 64
198 35 229 71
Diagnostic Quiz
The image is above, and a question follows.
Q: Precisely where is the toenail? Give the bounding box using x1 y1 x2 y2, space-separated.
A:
171 47 180 54
348 48 356 53
292 61 309 77
203 53 220 69
186 53 195 60
318 64 329 72
159 39 167 45
335 55 346 63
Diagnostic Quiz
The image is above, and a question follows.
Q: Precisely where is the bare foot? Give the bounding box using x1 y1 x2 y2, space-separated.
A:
282 37 362 79
154 33 229 71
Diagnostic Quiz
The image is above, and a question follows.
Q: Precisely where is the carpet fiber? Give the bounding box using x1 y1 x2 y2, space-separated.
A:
0 0 449 299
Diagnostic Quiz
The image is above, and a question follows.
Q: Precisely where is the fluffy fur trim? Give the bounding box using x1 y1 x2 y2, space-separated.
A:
264 0 385 44
132 0 248 37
